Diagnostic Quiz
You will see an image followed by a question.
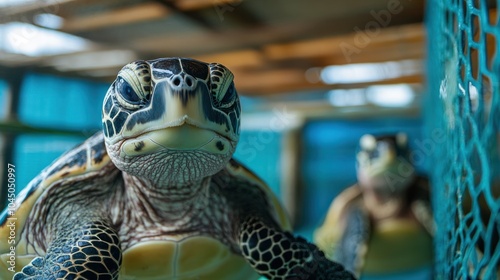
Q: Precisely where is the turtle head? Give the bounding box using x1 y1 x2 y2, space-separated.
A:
102 57 240 185
356 133 415 194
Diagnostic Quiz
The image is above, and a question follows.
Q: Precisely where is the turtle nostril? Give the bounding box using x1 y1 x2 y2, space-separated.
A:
186 77 193 87
173 77 181 86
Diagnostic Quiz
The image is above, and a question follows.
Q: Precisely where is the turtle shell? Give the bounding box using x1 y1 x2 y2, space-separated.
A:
0 132 111 255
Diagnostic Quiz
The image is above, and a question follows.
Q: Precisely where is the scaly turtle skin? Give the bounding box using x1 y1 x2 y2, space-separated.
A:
0 58 354 280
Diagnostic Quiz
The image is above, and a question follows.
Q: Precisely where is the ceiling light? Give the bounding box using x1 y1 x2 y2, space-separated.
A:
327 89 367 106
49 50 137 71
0 0 37 8
34 13 64 29
365 84 415 107
0 22 92 57
320 59 423 84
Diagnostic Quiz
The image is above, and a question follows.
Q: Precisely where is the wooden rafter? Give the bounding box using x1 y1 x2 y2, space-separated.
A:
61 2 171 32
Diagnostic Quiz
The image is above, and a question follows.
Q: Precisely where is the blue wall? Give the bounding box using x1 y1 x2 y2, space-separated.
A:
10 73 107 192
0 79 8 120
18 73 108 130
13 135 85 193
234 130 283 199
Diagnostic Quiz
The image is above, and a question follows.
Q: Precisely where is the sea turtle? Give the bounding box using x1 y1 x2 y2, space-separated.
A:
0 58 354 280
314 133 434 278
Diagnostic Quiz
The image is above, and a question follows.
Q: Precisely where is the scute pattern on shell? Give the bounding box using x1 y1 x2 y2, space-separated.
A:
0 132 110 229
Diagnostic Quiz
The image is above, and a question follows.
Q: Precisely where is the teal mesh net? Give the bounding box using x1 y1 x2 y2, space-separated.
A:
426 0 500 278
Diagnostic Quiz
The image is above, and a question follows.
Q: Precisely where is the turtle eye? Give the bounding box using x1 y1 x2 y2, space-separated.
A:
114 60 152 110
217 82 237 108
209 63 236 109
117 77 141 103
114 77 143 110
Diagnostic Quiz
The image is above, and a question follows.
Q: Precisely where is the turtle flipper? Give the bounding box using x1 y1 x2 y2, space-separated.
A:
239 218 355 280
14 221 121 280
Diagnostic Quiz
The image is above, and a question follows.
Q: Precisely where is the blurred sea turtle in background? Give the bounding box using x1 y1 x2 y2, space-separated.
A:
314 133 434 278
0 58 355 280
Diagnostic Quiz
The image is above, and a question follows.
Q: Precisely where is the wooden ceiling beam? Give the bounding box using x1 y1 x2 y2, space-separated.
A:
321 43 425 65
155 0 218 30
156 0 261 31
233 68 423 95
173 0 242 11
61 2 171 32
233 68 307 94
192 49 265 69
126 12 423 56
182 24 425 85
262 23 425 63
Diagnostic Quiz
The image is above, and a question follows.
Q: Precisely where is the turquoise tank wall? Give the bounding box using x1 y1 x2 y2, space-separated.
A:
12 73 107 191
0 80 8 120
